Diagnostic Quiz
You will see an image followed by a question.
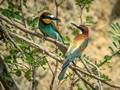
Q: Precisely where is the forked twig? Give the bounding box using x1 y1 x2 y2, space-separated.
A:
1 15 120 89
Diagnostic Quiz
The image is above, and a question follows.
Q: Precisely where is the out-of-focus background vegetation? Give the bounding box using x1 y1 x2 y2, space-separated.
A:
0 0 120 90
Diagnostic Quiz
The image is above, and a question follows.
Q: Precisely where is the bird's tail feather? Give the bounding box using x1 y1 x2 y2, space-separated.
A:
58 59 70 80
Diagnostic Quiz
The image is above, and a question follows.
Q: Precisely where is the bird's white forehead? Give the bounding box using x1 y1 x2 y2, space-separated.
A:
49 15 55 18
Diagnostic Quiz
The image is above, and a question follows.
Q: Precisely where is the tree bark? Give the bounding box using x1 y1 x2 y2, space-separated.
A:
0 56 19 90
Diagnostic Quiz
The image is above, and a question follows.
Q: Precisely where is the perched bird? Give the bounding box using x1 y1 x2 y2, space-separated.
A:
39 12 64 43
58 23 89 80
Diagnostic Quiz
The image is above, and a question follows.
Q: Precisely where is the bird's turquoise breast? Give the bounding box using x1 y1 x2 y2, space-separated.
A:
39 21 62 42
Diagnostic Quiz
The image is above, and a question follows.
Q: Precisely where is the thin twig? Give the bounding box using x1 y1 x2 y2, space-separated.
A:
32 64 36 90
79 57 92 74
1 15 120 89
79 5 85 25
24 12 40 90
48 62 54 75
0 15 67 54
8 32 120 89
57 0 65 6
80 7 83 24
0 22 26 59
49 1 62 89
0 56 19 90
84 57 103 90
74 71 97 90
20 0 28 28
71 57 93 87
79 4 103 89
72 66 120 89
0 0 4 5
97 49 120 67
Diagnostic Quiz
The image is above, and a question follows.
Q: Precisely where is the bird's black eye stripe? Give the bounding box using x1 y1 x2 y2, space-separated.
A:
80 27 84 32
41 15 51 19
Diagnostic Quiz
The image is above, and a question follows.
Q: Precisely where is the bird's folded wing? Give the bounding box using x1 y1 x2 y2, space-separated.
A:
51 22 64 42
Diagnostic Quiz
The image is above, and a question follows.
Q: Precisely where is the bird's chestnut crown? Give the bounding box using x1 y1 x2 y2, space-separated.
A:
40 12 60 24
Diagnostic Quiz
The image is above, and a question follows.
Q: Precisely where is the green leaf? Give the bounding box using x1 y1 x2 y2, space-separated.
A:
75 0 94 9
34 80 39 87
15 69 22 77
104 55 112 61
108 46 114 53
101 74 111 81
0 1 23 20
27 17 39 29
14 11 23 20
86 16 95 25
63 36 70 43
0 8 3 15
113 42 118 48
8 1 14 11
41 56 48 66
19 43 29 50
108 23 120 57
109 23 120 39
24 69 32 81
26 54 33 64
3 75 12 81
77 84 83 90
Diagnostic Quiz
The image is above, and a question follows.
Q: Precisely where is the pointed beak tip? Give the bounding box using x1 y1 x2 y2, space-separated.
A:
71 23 84 32
56 17 61 20
57 18 61 22
71 23 79 28
52 17 61 22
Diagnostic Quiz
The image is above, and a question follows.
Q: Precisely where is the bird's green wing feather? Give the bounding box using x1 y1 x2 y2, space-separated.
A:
51 22 64 43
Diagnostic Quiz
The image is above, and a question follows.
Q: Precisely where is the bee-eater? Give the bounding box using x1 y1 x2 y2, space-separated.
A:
39 12 64 43
58 23 89 80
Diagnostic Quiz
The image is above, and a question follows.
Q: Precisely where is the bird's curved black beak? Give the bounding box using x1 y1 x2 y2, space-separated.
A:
71 23 83 31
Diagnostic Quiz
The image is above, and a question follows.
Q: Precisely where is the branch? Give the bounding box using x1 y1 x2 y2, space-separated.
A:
83 57 103 90
0 15 67 54
20 0 28 28
0 0 4 5
72 66 120 89
1 15 120 89
55 0 65 7
0 22 26 59
49 61 58 90
9 32 120 89
74 71 97 90
49 1 65 89
0 56 19 90
97 49 120 67
31 64 36 90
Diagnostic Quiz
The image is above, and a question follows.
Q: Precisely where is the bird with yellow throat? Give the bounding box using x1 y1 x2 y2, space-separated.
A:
39 12 66 54
39 12 64 42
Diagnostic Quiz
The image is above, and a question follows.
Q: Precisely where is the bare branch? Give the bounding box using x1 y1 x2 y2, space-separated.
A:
32 65 36 90
0 16 67 54
8 32 120 89
0 56 19 90
0 0 4 5
72 66 120 89
74 71 97 90
1 15 120 89
49 61 58 90
0 22 26 59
